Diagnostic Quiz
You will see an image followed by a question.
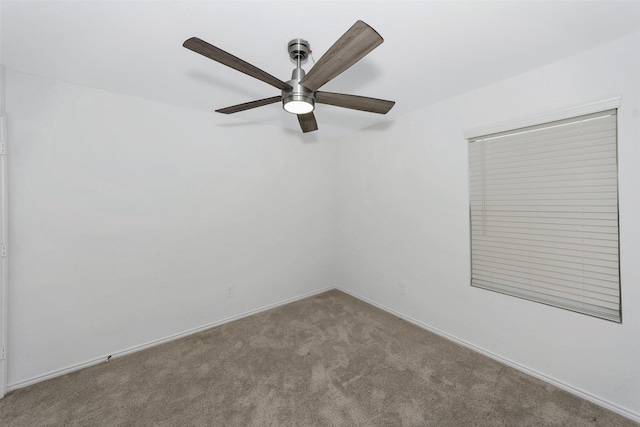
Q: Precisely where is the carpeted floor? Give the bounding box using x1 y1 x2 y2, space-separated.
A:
0 290 636 426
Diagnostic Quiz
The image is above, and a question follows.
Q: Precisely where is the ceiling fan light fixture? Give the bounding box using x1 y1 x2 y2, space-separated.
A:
282 94 315 114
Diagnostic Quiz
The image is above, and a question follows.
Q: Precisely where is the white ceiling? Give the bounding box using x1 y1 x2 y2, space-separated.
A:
2 0 640 138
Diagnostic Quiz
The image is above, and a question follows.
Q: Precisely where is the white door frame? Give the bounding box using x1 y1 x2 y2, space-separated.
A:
0 2 7 399
0 112 7 398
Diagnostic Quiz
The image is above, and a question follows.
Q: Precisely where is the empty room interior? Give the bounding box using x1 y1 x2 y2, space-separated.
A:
0 1 639 425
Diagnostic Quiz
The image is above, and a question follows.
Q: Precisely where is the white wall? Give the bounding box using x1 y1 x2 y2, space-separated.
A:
336 31 640 419
5 70 337 387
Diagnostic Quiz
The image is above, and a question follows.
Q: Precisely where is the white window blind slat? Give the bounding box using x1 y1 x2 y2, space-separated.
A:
470 165 618 182
475 200 618 208
469 109 620 322
470 184 619 197
472 255 619 282
469 110 615 142
472 273 619 306
471 245 619 268
470 141 617 166
470 158 617 177
471 219 617 233
470 171 618 185
471 274 620 309
471 205 618 213
473 127 616 155
471 210 618 221
472 192 618 203
472 279 620 320
469 134 616 159
473 278 620 321
474 231 618 249
473 128 616 155
469 124 616 155
472 273 620 307
472 241 619 262
472 225 618 242
472 263 619 292
471 218 617 232
473 236 618 255
474 147 617 169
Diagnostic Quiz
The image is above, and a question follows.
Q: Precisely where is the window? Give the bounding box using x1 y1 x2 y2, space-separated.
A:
468 108 621 322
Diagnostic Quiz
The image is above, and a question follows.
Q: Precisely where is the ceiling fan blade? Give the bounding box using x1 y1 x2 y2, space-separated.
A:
298 112 318 133
215 96 282 114
316 91 395 114
184 37 292 91
299 20 383 92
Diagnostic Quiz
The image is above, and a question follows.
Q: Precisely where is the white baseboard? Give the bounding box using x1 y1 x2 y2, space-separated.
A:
7 287 334 392
336 287 640 423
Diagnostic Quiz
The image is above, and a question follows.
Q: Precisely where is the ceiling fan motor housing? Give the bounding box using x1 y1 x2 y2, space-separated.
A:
282 68 315 114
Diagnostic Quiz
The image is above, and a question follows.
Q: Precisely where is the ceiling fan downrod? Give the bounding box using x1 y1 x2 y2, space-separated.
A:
282 39 315 114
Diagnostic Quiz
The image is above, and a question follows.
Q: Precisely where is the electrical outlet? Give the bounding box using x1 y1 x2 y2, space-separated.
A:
225 285 235 298
399 283 406 295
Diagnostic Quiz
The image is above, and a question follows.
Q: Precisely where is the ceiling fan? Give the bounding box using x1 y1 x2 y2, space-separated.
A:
183 20 395 133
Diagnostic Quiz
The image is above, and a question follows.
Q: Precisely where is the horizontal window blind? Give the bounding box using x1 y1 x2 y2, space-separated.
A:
469 109 620 322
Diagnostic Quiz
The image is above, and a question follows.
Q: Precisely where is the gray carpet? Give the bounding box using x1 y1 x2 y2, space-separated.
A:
0 290 636 426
